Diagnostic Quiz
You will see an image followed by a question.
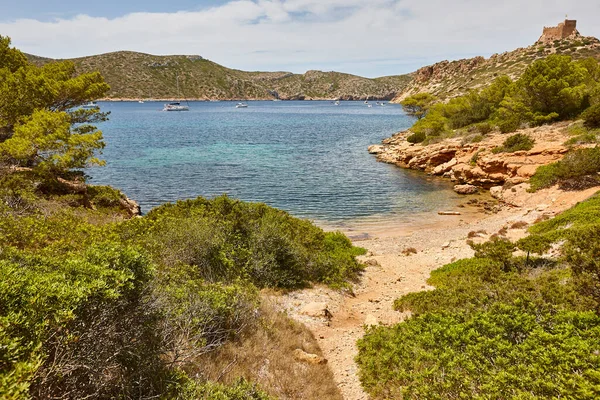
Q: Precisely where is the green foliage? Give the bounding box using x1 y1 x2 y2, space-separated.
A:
131 195 365 289
583 103 600 128
177 377 272 400
400 92 437 120
516 55 591 120
411 103 448 137
491 133 535 153
0 243 154 398
475 121 493 134
406 131 426 144
529 146 600 191
0 35 109 181
87 184 125 208
406 56 600 143
357 305 600 399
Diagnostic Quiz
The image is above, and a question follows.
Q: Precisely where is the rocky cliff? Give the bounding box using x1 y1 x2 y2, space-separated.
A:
369 122 577 187
391 35 600 102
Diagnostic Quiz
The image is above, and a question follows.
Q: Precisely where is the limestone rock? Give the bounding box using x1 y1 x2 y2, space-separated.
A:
300 302 328 318
120 197 142 217
364 314 378 327
453 184 479 195
293 349 327 365
368 145 385 154
490 186 503 200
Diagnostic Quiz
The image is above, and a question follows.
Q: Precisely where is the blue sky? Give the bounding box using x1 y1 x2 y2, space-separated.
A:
2 1 599 77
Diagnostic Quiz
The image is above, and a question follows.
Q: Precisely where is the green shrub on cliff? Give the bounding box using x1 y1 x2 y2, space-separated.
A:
405 55 600 141
491 133 535 153
583 103 600 128
529 146 600 191
400 92 437 120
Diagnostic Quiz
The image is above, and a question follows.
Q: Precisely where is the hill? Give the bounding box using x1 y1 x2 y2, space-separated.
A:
26 51 411 101
391 32 600 102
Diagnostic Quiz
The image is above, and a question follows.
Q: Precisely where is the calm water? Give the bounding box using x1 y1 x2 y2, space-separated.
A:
89 100 462 229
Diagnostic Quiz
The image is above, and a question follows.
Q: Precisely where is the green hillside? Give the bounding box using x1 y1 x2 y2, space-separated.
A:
26 51 411 100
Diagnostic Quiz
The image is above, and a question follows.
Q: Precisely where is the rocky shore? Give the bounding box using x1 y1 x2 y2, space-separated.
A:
368 122 577 199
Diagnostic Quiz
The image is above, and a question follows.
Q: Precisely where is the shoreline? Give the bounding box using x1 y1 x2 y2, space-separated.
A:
96 98 395 102
276 184 600 400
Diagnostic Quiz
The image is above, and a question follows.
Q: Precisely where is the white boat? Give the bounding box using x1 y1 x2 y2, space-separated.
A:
334 100 340 106
163 102 189 111
82 101 98 109
236 102 248 108
138 100 144 104
163 75 190 111
367 104 373 108
364 100 369 104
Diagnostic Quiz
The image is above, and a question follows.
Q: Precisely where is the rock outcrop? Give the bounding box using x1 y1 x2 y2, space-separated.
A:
293 349 328 365
370 122 575 187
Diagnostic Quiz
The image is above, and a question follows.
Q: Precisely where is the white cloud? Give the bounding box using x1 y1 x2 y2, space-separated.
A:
2 0 599 77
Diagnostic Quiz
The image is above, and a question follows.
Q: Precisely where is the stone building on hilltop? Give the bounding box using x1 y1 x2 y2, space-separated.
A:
537 19 580 43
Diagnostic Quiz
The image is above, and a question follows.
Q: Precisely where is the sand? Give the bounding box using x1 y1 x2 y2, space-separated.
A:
273 185 600 400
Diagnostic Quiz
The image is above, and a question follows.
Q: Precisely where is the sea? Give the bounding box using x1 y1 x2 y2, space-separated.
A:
88 100 466 234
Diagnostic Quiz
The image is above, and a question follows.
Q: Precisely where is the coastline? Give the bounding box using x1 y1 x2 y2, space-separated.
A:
276 184 600 400
96 97 395 102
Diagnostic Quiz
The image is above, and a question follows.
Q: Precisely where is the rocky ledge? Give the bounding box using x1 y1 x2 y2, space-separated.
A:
369 122 575 187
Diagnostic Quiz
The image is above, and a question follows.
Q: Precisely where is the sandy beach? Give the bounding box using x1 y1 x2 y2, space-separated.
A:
274 184 600 400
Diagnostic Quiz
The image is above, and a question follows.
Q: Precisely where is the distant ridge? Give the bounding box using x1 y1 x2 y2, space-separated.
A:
25 51 411 101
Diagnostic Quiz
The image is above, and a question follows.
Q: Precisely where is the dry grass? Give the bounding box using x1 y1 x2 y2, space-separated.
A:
401 247 418 256
192 300 342 400
510 221 529 229
467 229 487 238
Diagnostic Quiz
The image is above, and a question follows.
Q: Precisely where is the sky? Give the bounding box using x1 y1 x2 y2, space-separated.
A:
1 0 600 78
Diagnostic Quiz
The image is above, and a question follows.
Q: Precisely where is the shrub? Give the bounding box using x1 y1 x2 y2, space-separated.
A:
529 147 600 191
406 131 425 144
130 195 365 288
492 133 535 153
87 185 125 208
476 121 493 134
357 305 600 399
582 103 600 128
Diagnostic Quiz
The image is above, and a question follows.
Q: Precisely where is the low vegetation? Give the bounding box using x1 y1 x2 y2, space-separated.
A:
401 55 600 143
491 133 535 153
356 193 600 399
1 36 360 399
529 146 600 191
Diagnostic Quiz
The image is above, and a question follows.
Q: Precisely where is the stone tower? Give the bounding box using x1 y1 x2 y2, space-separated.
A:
537 19 580 43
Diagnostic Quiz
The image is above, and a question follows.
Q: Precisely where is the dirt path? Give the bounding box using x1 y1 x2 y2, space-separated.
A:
276 186 599 400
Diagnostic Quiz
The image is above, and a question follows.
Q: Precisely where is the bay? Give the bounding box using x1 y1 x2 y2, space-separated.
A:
88 100 464 230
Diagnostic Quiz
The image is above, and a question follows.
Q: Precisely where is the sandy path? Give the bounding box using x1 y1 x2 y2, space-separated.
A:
276 186 599 400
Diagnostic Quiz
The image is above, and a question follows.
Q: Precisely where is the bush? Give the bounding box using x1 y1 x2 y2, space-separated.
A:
529 147 600 191
583 103 600 128
87 185 125 207
492 133 535 153
406 131 426 143
476 121 493 134
128 195 365 289
357 305 600 399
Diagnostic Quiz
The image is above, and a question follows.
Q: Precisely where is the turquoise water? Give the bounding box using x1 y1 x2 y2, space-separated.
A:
89 100 462 227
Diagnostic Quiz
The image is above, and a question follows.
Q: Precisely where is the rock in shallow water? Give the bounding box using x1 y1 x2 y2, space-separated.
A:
453 184 479 195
